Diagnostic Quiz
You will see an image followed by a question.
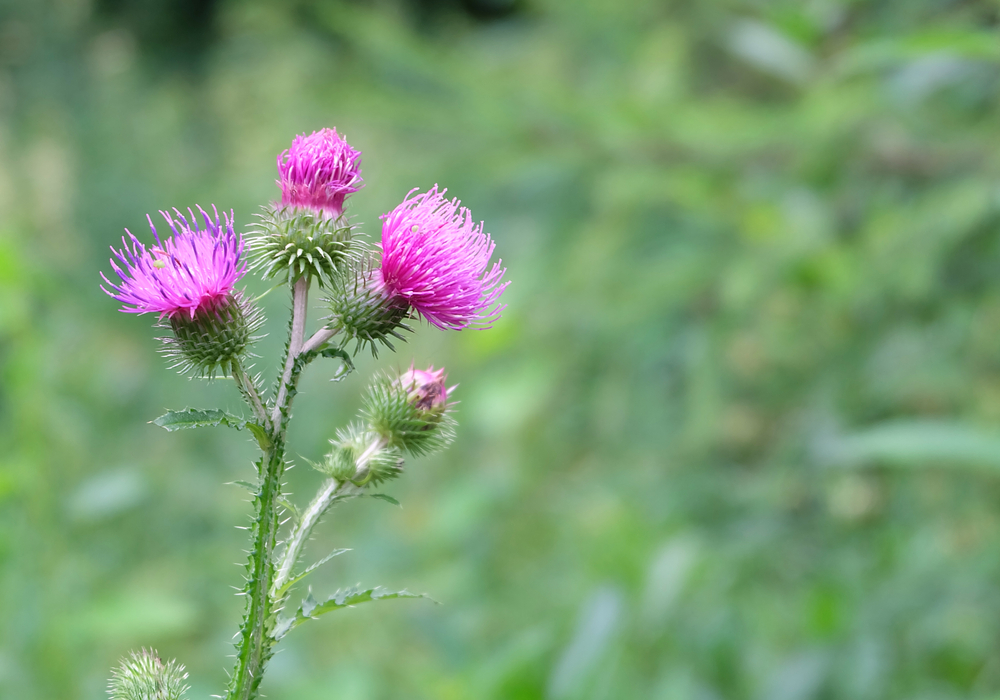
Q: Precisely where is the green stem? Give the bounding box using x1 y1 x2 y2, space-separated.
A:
231 358 269 429
225 439 285 700
225 278 314 700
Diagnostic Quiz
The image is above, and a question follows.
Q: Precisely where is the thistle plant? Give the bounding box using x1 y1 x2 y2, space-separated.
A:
99 128 508 700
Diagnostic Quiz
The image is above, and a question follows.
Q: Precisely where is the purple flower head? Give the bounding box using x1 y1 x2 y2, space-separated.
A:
101 206 246 319
277 128 363 217
377 187 508 331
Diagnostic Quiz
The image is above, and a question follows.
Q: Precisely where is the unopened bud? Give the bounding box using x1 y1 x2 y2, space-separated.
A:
107 648 189 700
363 365 455 456
323 423 404 486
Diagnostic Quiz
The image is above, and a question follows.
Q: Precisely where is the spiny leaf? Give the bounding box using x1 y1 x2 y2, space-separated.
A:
277 496 301 523
369 493 401 506
320 346 355 382
272 548 351 600
228 480 259 493
273 585 431 639
152 408 247 432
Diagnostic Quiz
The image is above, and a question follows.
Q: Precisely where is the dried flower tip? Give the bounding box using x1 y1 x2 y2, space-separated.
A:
379 186 509 331
246 205 354 284
107 648 189 700
277 128 363 218
398 365 450 415
101 206 245 319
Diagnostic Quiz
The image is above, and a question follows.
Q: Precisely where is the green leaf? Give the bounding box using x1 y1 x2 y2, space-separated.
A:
272 548 351 600
228 480 259 493
273 585 431 639
822 420 1000 473
277 496 301 523
320 346 355 382
369 493 401 507
152 408 247 432
246 422 271 451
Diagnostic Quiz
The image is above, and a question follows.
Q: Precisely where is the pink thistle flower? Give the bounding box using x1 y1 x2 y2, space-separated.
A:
277 128 363 217
101 206 246 319
378 187 508 331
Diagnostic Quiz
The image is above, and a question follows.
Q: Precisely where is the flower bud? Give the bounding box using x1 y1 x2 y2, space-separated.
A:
160 290 263 377
108 649 189 700
363 365 455 456
323 423 404 486
246 205 354 284
325 253 411 356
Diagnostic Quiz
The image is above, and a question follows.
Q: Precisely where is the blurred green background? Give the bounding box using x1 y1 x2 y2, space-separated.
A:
4 0 1000 698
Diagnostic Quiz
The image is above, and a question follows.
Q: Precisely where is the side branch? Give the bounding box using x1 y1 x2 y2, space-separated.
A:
272 435 386 598
301 326 338 355
232 358 269 430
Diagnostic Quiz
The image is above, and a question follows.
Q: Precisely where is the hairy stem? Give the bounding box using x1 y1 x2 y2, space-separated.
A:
271 275 310 427
225 439 285 700
226 277 314 700
301 326 338 355
231 358 269 430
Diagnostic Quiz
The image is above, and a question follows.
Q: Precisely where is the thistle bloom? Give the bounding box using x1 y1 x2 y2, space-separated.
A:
277 128 363 217
378 187 508 330
101 207 246 318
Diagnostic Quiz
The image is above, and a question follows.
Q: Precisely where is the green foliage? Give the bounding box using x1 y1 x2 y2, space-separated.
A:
152 409 248 432
273 586 430 640
7 0 1000 698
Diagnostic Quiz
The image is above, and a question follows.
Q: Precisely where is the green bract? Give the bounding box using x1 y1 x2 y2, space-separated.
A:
246 205 354 284
108 650 189 700
325 254 411 357
160 292 263 378
325 422 405 486
362 373 456 457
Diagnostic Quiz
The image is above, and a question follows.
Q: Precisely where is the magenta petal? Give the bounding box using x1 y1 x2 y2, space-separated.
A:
378 186 509 330
277 128 363 216
101 206 246 318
